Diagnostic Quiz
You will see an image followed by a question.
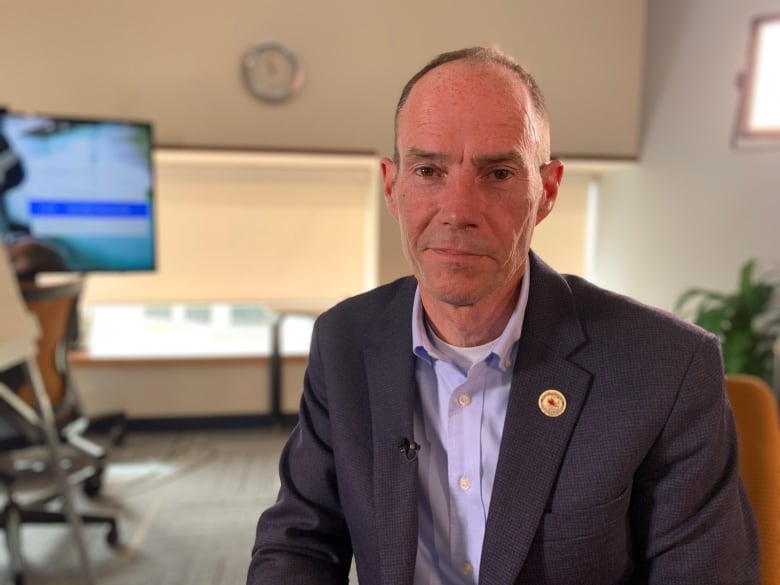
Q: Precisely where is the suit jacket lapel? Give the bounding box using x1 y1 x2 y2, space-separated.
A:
480 253 593 585
364 278 419 585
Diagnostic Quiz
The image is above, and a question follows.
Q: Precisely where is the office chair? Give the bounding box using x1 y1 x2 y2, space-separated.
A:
725 373 780 585
1 229 121 584
17 278 127 495
0 370 119 585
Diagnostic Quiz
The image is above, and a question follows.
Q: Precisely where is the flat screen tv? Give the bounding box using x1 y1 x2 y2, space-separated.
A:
0 111 155 278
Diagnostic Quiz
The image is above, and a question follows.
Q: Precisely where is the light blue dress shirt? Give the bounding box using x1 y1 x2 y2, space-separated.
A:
411 264 531 585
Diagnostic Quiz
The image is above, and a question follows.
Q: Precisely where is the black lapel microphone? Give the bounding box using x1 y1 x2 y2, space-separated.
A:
396 437 421 462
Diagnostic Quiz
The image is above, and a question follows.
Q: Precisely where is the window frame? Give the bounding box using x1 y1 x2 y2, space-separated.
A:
734 14 780 148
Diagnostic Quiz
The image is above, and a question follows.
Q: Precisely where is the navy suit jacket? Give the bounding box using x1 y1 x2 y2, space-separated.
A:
248 252 759 584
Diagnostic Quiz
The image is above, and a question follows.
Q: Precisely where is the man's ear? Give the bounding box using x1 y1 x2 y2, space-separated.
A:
536 159 564 225
380 157 399 220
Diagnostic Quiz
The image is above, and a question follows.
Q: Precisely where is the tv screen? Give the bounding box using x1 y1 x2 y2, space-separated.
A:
0 111 155 277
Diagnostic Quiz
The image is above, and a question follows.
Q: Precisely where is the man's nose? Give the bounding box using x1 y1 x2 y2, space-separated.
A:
440 171 480 228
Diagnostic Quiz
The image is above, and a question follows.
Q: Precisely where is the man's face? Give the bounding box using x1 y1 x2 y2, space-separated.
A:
382 60 563 309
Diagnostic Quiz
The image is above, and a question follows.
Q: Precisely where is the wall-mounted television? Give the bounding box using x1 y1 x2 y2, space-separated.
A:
0 111 155 278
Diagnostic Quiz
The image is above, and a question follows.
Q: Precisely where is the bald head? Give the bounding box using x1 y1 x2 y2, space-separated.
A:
392 47 551 166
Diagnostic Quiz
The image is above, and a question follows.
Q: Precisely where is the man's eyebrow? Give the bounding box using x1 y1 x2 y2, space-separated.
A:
403 148 448 163
472 151 525 166
402 148 529 169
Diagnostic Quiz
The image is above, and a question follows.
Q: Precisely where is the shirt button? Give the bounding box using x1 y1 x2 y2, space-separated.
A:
505 359 513 368
457 393 471 407
461 561 474 576
459 476 471 491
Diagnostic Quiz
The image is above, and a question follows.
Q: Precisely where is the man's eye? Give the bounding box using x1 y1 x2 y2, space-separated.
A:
414 166 436 177
491 169 513 180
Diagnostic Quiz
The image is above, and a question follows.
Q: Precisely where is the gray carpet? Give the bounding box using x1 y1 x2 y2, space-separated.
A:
0 428 290 585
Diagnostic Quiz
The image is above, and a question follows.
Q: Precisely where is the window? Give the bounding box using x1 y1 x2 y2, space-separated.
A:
734 14 780 148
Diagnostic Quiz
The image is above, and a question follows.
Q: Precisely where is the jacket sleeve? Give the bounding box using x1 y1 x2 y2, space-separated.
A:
630 332 760 583
247 319 352 585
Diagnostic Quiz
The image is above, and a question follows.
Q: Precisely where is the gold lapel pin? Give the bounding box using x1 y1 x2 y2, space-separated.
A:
538 389 567 417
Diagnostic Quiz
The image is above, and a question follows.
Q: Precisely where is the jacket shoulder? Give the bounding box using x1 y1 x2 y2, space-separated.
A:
561 272 716 345
315 276 416 334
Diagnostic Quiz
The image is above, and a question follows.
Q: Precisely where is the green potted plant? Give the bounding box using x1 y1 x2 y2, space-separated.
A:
675 259 780 387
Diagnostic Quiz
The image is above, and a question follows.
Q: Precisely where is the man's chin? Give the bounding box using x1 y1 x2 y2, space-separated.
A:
419 280 484 308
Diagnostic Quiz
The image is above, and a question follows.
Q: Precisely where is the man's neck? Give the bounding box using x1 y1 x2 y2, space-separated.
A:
420 280 522 347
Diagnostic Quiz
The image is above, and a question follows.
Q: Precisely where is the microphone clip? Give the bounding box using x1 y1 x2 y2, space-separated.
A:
396 437 420 462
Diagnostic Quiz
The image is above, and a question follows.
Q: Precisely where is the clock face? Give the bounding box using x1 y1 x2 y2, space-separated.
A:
242 42 304 102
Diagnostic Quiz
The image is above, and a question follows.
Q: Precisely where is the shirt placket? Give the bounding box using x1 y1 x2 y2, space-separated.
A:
445 360 487 584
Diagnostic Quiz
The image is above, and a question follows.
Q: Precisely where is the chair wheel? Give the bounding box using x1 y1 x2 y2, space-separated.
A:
83 467 104 497
109 423 126 447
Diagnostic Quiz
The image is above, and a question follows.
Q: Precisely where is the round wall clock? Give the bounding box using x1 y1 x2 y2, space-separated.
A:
241 41 305 103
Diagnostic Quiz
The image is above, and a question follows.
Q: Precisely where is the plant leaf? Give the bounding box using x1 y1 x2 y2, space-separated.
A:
679 258 779 383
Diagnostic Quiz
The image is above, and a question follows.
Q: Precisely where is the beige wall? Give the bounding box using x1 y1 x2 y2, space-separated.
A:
532 173 592 277
1 1 645 159
71 358 307 418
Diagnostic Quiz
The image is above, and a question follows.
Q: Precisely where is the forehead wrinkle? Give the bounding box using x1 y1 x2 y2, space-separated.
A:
406 147 448 161
472 150 524 166
522 109 541 157
402 146 535 172
396 59 549 163
402 146 464 167
397 65 545 166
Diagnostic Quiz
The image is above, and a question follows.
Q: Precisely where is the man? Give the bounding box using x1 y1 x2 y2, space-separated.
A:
1 117 68 278
248 47 759 584
1 119 26 232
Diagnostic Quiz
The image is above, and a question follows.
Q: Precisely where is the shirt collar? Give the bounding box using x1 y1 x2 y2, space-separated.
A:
411 260 531 372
